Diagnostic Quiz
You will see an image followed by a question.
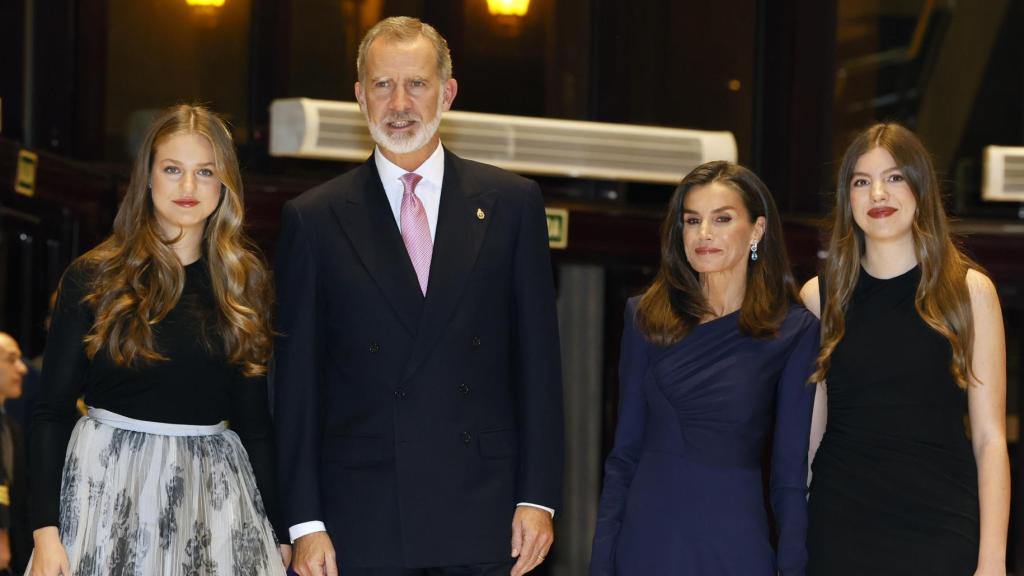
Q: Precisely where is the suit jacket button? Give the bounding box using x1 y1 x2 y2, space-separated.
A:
458 383 470 396
471 336 481 348
394 389 407 399
461 431 472 444
369 342 381 353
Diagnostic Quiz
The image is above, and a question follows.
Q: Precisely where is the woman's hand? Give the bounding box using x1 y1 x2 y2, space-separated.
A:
30 526 70 576
280 543 292 570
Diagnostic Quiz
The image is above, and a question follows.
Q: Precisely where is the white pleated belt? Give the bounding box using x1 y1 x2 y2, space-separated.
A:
87 407 227 436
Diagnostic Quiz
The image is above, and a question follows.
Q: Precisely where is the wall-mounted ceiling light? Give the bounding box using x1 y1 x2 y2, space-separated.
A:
487 0 530 17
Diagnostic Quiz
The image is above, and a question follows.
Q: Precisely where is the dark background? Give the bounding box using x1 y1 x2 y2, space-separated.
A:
2 0 1023 572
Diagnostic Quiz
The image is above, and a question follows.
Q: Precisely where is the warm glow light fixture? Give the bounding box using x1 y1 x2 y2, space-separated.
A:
487 0 530 17
187 0 225 6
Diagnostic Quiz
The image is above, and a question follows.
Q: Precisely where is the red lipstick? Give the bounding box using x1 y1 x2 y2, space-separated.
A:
868 207 896 218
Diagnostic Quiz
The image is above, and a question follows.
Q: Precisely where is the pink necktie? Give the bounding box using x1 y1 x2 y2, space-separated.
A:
399 172 432 295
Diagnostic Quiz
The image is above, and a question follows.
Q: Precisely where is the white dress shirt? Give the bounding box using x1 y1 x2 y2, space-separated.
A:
375 142 445 241
288 142 554 544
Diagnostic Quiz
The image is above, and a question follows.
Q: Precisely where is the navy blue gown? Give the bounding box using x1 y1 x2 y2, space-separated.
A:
590 299 819 576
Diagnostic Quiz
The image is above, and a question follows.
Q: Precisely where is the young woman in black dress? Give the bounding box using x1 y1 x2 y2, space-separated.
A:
801 123 1009 575
29 105 288 575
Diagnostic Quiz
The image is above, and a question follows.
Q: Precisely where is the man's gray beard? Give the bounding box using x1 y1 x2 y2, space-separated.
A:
366 108 443 156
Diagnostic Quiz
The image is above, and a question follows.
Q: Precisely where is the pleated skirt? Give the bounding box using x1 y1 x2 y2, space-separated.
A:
26 408 284 576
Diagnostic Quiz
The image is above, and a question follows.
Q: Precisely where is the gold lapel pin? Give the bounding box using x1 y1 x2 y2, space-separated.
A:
476 208 486 220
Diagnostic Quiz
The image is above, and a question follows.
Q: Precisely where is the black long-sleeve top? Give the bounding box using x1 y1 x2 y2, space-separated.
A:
30 259 283 540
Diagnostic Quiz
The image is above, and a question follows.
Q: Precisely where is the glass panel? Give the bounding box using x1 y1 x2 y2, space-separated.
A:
104 0 252 159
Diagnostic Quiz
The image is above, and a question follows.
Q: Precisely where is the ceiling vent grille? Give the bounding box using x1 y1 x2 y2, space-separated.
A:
270 98 736 184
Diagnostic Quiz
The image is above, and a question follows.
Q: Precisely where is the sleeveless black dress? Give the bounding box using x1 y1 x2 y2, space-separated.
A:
807 266 979 575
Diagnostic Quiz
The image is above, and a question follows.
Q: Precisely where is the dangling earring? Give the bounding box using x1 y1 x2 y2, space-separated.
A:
750 240 759 261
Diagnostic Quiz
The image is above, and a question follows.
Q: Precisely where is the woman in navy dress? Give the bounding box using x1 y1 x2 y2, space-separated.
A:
802 123 1009 575
590 161 818 576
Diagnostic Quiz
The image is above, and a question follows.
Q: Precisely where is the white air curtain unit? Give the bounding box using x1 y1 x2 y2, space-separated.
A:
270 98 737 185
982 145 1024 202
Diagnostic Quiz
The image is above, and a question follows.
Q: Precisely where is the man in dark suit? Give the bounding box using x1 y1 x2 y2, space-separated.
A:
0 332 30 575
273 16 563 576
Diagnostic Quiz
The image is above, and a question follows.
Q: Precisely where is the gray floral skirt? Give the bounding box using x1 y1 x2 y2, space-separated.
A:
26 408 284 576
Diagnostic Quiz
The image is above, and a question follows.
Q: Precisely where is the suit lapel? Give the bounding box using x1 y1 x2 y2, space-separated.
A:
329 158 424 336
403 151 497 380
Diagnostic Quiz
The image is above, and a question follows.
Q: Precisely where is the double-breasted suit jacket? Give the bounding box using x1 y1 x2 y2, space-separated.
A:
273 149 564 568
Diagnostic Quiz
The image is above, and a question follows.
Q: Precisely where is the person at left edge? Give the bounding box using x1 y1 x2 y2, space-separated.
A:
28 105 288 576
273 16 564 576
0 333 29 575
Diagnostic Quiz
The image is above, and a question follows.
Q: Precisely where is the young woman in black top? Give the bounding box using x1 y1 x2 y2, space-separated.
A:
801 123 1009 575
29 105 288 575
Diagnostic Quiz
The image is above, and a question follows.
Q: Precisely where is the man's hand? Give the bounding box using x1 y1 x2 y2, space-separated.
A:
510 506 554 576
291 532 338 576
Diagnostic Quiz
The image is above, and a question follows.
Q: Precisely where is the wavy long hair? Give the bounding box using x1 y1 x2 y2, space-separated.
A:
636 161 797 345
811 123 978 388
76 104 272 376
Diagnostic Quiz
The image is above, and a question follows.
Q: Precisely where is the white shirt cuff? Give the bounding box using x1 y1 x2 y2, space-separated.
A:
289 520 327 543
517 502 555 518
290 505 552 542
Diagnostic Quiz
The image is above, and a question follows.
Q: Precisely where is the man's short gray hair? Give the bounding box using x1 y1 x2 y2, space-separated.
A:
356 16 453 83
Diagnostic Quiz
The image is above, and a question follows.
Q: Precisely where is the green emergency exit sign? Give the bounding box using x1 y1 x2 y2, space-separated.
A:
545 207 568 249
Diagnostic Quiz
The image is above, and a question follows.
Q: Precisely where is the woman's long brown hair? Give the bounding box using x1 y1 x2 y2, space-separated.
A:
811 123 978 388
75 104 272 376
636 161 797 345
